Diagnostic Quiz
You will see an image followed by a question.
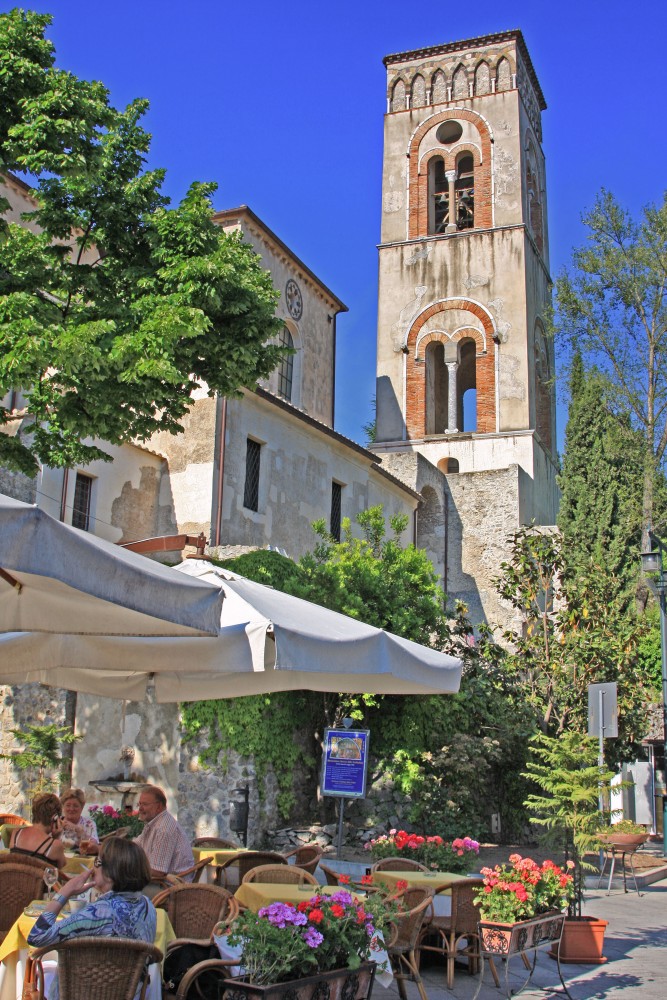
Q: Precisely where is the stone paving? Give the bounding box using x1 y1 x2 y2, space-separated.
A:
372 877 667 1000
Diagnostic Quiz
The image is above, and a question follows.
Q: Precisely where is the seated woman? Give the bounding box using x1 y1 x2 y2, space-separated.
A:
28 838 157 1000
59 787 99 853
9 792 66 870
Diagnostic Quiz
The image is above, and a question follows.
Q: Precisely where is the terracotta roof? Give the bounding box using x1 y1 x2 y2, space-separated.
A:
383 29 546 111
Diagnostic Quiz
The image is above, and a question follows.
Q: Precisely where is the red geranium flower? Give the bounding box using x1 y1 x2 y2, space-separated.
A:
308 909 324 924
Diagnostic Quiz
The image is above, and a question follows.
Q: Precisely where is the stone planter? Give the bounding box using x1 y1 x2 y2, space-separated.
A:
478 911 565 956
549 916 608 965
221 962 377 1000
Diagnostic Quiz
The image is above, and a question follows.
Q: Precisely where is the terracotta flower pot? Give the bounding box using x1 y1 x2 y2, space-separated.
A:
549 916 608 964
597 833 649 849
221 962 377 1000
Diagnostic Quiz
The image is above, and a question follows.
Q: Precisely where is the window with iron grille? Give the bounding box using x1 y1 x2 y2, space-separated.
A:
72 473 93 531
243 439 261 511
277 326 294 401
330 481 342 542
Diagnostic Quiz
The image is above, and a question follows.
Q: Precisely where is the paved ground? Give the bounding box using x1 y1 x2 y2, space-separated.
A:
374 877 667 1000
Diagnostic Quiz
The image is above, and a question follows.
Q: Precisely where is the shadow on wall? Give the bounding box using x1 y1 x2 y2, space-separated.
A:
375 376 405 442
427 478 486 628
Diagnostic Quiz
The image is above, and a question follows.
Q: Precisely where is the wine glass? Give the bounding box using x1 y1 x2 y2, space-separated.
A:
43 866 58 901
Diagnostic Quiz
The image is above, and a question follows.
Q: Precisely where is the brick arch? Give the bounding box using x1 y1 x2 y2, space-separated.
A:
405 300 496 438
417 141 482 174
408 109 493 237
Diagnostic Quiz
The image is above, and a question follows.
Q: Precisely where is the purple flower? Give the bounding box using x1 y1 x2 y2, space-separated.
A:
303 928 324 948
258 903 307 928
329 891 353 906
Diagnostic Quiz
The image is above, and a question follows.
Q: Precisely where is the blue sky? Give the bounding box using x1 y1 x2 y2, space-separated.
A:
5 1 667 452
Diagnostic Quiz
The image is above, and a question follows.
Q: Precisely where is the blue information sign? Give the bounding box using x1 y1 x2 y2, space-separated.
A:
321 728 370 798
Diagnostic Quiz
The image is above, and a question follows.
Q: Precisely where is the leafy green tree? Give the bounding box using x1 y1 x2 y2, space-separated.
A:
495 525 652 763
0 8 284 476
0 722 81 795
556 189 667 547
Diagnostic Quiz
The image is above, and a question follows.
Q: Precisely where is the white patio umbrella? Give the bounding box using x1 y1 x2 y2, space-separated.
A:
0 492 224 638
0 557 461 701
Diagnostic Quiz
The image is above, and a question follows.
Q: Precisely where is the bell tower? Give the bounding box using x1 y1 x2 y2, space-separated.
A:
373 31 559 623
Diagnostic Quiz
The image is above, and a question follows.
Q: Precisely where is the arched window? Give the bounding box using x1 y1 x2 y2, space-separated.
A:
276 326 294 401
458 338 477 431
455 154 474 230
428 158 449 235
391 78 406 112
431 70 447 105
411 74 426 108
425 341 448 434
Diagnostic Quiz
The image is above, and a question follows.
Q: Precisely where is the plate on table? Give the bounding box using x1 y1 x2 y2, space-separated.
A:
24 901 48 917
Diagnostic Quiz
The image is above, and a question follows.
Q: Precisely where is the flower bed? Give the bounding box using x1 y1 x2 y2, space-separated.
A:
364 829 480 875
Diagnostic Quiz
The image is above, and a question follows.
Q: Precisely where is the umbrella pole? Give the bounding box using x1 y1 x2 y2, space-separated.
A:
336 798 346 860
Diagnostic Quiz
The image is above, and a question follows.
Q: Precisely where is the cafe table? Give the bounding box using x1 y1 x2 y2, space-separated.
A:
370 870 467 916
227 883 393 988
192 846 248 885
0 902 175 1000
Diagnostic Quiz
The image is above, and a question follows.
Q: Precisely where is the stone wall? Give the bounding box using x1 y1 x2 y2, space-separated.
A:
0 683 68 815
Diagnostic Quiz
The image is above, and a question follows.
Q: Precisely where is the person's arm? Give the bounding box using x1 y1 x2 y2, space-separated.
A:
27 871 101 947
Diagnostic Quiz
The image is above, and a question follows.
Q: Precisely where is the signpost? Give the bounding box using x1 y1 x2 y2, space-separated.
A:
588 682 618 868
321 725 369 859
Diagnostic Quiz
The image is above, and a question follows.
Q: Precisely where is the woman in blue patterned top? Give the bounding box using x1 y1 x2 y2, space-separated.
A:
28 838 157 1000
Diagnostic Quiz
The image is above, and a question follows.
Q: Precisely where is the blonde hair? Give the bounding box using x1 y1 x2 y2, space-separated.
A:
60 787 86 808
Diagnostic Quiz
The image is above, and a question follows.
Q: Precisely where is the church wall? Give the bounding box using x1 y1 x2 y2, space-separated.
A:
218 393 418 560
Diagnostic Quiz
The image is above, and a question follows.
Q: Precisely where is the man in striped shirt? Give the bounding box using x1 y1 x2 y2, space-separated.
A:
134 785 195 881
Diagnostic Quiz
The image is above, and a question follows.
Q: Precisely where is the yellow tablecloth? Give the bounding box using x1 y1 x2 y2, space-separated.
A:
371 870 464 895
0 904 174 966
61 853 95 876
235 882 360 912
192 847 247 865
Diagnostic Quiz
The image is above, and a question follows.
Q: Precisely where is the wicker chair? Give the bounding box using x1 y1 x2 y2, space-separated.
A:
319 863 343 886
385 887 434 1000
372 857 429 872
98 827 131 842
0 813 29 825
418 877 490 989
0 852 51 875
192 837 239 849
282 844 323 875
164 955 238 1000
152 883 239 940
25 936 163 1000
0 862 49 944
241 863 319 885
215 850 287 889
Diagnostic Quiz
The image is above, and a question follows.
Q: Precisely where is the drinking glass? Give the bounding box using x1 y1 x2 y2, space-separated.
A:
80 838 90 855
43 866 58 901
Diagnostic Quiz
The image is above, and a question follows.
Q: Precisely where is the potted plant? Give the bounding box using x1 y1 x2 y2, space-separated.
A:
596 819 649 850
522 730 614 964
364 829 480 874
88 803 143 838
473 853 575 955
223 887 395 1000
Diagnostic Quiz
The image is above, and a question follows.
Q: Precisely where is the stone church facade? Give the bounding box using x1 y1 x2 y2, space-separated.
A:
1 30 558 835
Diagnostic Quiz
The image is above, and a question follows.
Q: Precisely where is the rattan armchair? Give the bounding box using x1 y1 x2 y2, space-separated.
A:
241 863 319 885
0 863 49 944
371 857 429 872
0 813 29 826
215 850 287 889
418 877 491 989
192 837 239 849
385 887 434 1000
282 844 323 875
319 863 342 886
152 883 239 940
25 936 163 1000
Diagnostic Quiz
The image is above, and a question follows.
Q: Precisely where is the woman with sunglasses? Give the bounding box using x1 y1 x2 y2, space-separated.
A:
9 792 66 870
27 838 157 999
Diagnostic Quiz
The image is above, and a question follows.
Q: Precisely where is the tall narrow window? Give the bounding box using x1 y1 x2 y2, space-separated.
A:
72 473 93 531
277 326 294 401
429 158 449 234
330 482 342 542
243 439 261 512
455 155 474 230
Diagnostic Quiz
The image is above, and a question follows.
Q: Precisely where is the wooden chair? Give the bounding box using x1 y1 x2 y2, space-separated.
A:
192 837 239 849
283 844 323 875
215 850 287 889
372 857 429 872
241 863 319 885
25 936 163 1000
386 887 434 1000
0 862 48 944
418 877 491 989
152 882 239 941
319 863 342 886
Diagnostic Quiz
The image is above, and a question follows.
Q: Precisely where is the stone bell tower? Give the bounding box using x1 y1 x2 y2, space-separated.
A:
372 31 559 626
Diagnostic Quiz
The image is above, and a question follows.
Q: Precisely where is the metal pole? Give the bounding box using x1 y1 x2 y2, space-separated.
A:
336 799 345 860
657 547 667 856
598 688 606 873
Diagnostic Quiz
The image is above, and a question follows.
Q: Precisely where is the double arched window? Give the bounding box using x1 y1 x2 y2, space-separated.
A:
427 152 475 235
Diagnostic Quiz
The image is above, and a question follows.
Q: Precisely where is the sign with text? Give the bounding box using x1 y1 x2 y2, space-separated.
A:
321 728 370 798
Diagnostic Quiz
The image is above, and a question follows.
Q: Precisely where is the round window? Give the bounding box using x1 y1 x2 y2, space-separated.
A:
436 121 463 145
